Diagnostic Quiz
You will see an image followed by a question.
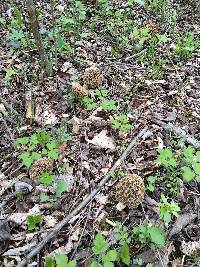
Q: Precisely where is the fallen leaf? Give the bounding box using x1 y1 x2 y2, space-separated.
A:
86 130 116 150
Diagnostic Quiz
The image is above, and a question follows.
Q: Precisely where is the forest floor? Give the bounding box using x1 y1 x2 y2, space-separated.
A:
0 0 200 266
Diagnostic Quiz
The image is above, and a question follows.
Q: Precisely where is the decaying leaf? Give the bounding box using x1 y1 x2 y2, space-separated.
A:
181 240 200 257
86 130 116 150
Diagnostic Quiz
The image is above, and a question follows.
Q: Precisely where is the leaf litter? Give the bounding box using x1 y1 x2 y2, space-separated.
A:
0 0 200 266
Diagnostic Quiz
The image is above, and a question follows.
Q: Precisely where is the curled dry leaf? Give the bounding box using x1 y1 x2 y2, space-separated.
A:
86 130 116 150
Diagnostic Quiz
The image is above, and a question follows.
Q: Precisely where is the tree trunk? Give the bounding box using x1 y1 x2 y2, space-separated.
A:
25 0 53 76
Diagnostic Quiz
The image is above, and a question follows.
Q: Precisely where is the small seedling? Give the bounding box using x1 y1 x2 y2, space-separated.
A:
110 114 132 132
133 221 166 248
157 148 177 168
146 176 156 192
44 253 76 267
91 233 118 267
14 130 59 168
26 214 42 231
39 172 54 186
181 146 200 183
159 194 180 223
55 180 69 198
174 32 199 60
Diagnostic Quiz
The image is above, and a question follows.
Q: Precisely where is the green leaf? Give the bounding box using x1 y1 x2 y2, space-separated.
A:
91 261 98 267
46 141 58 150
181 166 195 182
26 215 42 231
183 146 195 163
4 67 16 78
157 148 177 167
134 0 145 5
104 262 114 267
19 152 33 168
102 250 118 262
193 163 200 175
92 233 109 255
55 180 68 198
31 152 41 160
40 193 50 202
55 253 68 267
47 149 59 160
67 260 76 267
195 175 200 182
15 137 30 145
39 172 54 186
148 227 165 246
120 243 130 266
44 256 54 267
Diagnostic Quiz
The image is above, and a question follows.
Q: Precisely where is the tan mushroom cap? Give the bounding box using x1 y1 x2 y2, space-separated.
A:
83 66 101 89
29 157 54 180
71 82 88 97
115 173 145 209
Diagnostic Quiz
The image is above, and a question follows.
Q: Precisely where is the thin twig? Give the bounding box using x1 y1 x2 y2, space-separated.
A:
16 126 148 267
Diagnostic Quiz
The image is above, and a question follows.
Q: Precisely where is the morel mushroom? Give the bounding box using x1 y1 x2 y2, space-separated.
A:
29 157 54 180
115 174 145 209
83 66 101 88
71 82 88 97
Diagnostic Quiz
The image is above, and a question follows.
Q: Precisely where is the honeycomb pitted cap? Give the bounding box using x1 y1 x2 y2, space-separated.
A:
29 157 54 180
72 82 88 97
115 174 145 209
83 66 101 88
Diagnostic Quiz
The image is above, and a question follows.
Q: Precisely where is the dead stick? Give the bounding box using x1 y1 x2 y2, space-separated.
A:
16 126 148 267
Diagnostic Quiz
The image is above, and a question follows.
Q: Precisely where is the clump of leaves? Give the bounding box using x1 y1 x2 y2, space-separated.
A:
181 146 200 183
114 223 131 266
38 173 68 205
133 221 166 248
14 130 59 168
91 233 118 267
158 194 180 223
146 176 157 192
81 89 117 111
44 253 76 267
174 32 199 60
26 215 42 231
110 114 132 132
157 148 177 168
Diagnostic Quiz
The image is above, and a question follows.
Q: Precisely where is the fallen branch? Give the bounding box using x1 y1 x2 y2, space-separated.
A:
16 126 148 267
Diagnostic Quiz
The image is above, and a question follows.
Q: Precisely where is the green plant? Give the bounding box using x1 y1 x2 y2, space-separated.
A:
39 172 54 186
55 180 69 198
14 130 59 168
81 89 117 111
133 221 166 248
181 146 200 183
91 233 118 267
26 214 42 231
44 253 76 267
81 96 97 111
146 176 156 192
157 148 177 168
114 223 131 266
110 114 132 132
159 194 180 223
174 32 199 60
4 67 16 82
